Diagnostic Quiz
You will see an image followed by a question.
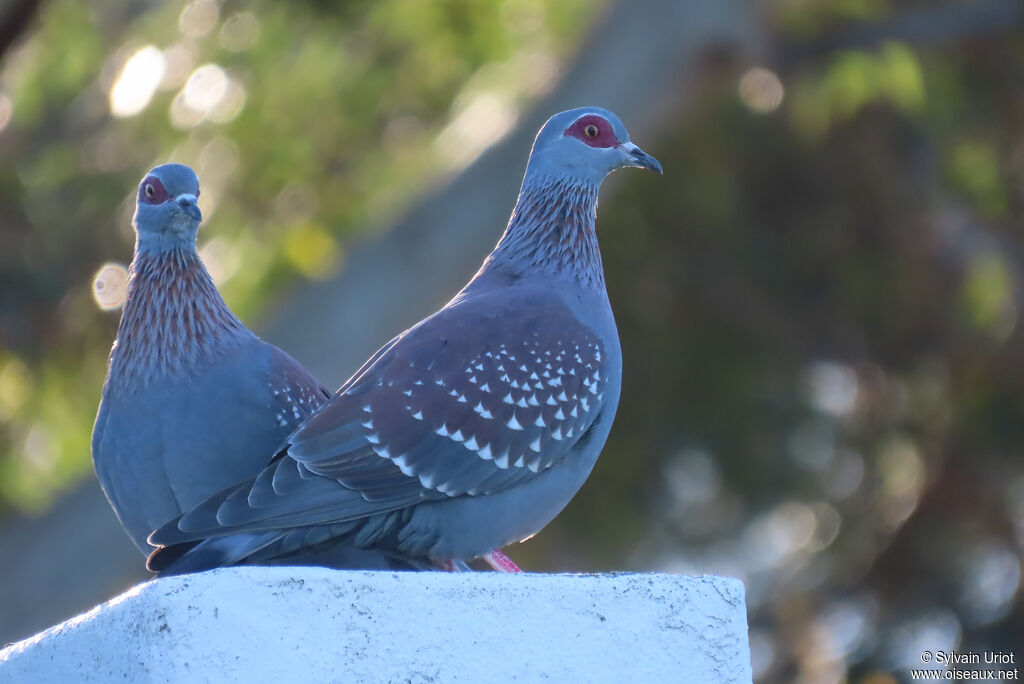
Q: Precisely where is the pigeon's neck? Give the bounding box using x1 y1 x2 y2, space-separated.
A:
484 174 604 289
107 245 254 392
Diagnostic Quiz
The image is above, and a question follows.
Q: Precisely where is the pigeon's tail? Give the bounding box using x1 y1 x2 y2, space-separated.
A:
148 532 283 575
146 521 410 575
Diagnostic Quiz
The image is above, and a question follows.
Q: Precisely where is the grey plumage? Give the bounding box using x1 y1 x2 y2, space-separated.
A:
93 164 394 570
148 107 661 574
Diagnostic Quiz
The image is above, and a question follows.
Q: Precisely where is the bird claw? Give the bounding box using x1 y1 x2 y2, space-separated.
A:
483 550 522 573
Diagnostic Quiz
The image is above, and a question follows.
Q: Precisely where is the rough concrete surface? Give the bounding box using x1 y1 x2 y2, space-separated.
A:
1 568 752 683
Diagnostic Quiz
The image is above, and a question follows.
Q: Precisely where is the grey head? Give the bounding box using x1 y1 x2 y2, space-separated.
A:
523 106 663 186
133 163 203 253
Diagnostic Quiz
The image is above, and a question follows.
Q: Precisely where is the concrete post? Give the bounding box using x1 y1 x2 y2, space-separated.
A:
1 568 752 683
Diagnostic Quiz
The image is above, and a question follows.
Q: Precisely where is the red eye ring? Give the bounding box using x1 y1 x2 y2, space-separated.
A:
139 176 170 205
564 115 618 148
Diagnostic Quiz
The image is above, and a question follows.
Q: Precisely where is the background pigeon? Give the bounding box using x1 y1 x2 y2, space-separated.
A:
148 107 662 574
92 164 391 569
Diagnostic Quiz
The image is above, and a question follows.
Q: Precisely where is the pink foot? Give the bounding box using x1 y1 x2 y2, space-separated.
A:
483 550 522 573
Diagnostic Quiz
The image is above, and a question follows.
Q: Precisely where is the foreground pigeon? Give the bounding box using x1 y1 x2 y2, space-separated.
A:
93 164 391 569
148 107 662 574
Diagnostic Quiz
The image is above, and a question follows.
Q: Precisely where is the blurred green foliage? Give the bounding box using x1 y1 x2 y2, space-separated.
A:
0 0 598 511
791 42 926 138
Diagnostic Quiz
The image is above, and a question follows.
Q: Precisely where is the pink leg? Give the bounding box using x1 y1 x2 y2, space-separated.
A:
483 550 522 573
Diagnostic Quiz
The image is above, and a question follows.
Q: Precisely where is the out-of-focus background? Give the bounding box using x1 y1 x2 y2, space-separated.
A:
1 0 1022 680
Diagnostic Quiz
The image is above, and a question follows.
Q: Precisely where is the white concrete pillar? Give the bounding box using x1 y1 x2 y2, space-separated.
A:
1 567 752 683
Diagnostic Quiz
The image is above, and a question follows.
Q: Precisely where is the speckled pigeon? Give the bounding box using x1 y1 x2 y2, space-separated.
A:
147 107 662 575
92 164 393 569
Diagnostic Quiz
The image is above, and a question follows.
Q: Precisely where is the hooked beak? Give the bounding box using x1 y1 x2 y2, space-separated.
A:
620 141 663 174
176 193 202 222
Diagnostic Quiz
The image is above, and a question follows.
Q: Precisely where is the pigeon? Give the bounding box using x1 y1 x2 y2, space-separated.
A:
147 107 662 575
92 164 393 569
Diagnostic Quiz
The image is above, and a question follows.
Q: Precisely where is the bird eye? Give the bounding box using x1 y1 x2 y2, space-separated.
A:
564 115 615 148
139 176 170 204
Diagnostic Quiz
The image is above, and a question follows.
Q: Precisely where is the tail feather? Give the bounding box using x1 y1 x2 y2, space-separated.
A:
148 524 418 575
148 531 283 575
149 485 422 548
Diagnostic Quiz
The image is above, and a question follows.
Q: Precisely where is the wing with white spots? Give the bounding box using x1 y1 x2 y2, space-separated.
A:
285 290 612 505
266 347 331 430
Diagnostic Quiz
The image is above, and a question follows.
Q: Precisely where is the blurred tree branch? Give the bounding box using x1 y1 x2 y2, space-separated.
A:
0 0 41 63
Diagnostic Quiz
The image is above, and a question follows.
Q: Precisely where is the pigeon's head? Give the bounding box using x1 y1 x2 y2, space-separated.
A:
132 163 203 250
526 107 662 184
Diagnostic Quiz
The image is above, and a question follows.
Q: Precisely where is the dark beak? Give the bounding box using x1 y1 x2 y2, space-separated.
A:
176 193 202 222
621 142 663 174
